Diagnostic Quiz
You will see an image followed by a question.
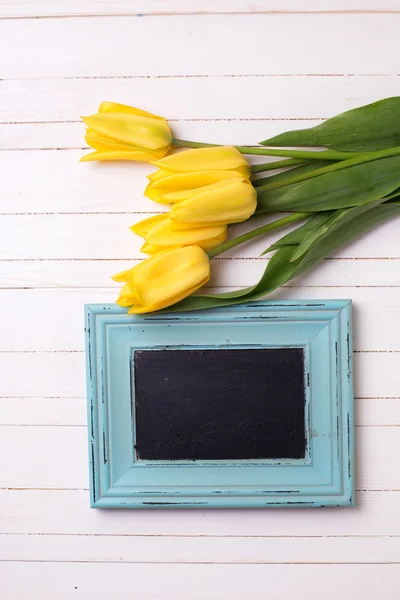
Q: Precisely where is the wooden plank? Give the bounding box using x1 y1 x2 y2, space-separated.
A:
2 14 400 79
1 533 400 564
356 398 400 426
3 75 400 123
1 214 400 259
0 120 322 150
0 352 86 398
0 397 86 426
3 1 400 19
1 351 396 399
1 397 398 427
1 258 399 288
2 562 400 600
1 488 399 536
0 424 398 490
1 287 400 351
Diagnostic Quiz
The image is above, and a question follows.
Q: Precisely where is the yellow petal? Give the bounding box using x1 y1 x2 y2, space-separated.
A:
160 188 199 203
116 282 138 307
198 230 227 250
141 232 226 254
170 179 257 225
130 214 168 238
140 242 181 255
99 102 166 121
80 148 167 163
82 113 172 151
85 128 141 152
147 168 174 183
127 281 207 314
143 185 172 205
133 246 210 309
152 146 250 176
145 218 226 248
147 170 244 191
112 267 137 283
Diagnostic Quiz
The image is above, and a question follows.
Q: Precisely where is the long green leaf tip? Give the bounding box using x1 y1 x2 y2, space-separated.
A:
259 97 400 152
166 202 400 313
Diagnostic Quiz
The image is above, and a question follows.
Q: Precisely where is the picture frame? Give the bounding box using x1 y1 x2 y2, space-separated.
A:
85 300 354 508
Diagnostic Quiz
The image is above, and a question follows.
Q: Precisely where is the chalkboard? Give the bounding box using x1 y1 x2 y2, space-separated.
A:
133 348 306 461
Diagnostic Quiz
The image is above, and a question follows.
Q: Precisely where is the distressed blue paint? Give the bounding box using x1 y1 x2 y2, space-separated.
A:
85 300 354 509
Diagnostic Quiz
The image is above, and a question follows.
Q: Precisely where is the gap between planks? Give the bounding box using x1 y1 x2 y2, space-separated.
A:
4 12 400 22
2 560 400 566
1 74 399 81
2 257 400 261
2 533 400 538
1 118 321 124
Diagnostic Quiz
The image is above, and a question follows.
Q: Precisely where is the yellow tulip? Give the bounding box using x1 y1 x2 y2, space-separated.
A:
151 146 251 177
130 214 227 254
80 102 172 163
112 246 210 313
145 170 245 205
167 178 257 226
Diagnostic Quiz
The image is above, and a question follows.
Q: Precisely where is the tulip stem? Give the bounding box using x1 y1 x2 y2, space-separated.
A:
250 158 307 174
172 138 367 161
207 213 308 259
172 138 218 149
256 144 400 194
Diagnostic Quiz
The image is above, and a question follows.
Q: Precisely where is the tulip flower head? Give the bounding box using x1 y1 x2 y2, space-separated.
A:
144 146 257 225
131 214 227 255
168 178 257 226
80 102 172 163
112 246 210 313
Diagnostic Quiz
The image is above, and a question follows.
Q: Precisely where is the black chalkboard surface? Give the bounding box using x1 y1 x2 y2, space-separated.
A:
133 348 306 461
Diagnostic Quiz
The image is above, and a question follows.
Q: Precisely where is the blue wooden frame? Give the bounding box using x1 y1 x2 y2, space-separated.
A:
85 300 354 508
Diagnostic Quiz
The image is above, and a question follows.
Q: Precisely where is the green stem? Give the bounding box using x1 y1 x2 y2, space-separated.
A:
256 145 400 194
172 138 218 149
251 158 306 174
207 213 308 258
236 148 360 160
172 138 366 160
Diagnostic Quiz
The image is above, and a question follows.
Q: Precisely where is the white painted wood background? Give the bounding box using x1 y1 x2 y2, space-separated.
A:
1 1 400 598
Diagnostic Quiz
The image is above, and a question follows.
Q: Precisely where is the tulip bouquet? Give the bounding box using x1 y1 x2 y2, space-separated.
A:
81 98 400 313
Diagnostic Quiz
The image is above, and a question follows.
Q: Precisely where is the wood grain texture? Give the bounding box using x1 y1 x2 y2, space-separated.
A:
2 534 400 563
2 214 400 259
2 2 400 595
1 258 400 288
1 563 400 600
4 75 400 123
2 425 396 490
1 488 399 536
0 120 323 150
2 15 400 79
4 1 400 19
1 287 399 351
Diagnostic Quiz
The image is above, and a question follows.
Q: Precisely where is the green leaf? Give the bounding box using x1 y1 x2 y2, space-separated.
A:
293 202 400 277
259 97 400 151
289 198 387 262
260 212 334 255
167 203 400 313
256 155 400 213
252 160 333 188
